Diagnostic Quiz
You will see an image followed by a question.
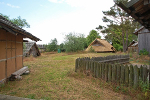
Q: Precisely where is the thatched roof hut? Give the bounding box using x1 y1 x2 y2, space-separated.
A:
23 42 41 57
0 15 40 84
85 38 115 52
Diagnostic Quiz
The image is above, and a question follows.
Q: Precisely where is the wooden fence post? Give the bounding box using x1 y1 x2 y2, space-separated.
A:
125 65 129 86
96 62 100 78
117 64 121 84
112 64 117 82
143 65 148 83
108 64 112 82
139 65 143 81
134 65 139 89
129 65 134 87
99 63 102 79
120 65 125 84
105 63 108 81
102 63 105 80
75 58 78 72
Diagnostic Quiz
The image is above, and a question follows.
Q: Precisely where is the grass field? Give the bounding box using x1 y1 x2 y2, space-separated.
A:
0 52 148 99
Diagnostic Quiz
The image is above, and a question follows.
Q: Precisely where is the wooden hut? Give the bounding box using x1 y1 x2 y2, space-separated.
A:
115 0 150 54
23 42 41 57
85 38 116 52
134 26 150 53
127 41 138 52
0 15 40 84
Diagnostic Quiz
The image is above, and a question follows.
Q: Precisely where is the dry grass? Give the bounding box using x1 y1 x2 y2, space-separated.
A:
0 52 146 100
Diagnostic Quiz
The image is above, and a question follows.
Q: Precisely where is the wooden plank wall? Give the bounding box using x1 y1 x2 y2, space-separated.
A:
0 29 23 82
138 33 150 54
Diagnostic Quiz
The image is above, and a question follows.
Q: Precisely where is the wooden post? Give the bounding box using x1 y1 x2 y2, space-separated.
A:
112 64 117 82
108 64 112 82
120 65 125 84
93 62 96 77
139 65 143 81
96 62 100 78
117 64 121 84
105 63 108 81
102 63 105 80
99 63 102 79
129 65 134 87
134 65 139 89
143 65 148 83
125 65 129 86
75 58 78 72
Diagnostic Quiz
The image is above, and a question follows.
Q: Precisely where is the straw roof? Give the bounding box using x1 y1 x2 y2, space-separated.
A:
85 38 115 52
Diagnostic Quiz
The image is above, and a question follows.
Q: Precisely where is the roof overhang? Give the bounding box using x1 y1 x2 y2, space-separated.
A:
0 15 41 42
115 0 150 31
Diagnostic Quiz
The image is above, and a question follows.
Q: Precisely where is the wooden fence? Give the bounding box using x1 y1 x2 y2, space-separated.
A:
75 55 150 89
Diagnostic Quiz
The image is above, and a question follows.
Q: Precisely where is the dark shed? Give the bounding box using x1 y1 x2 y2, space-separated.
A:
24 42 41 57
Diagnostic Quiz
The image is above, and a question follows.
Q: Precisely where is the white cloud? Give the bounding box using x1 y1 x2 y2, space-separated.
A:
48 0 64 3
27 0 114 44
0 2 4 4
7 3 20 8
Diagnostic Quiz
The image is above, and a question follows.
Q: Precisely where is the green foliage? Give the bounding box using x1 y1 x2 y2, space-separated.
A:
64 33 87 52
59 43 65 52
139 49 149 55
0 13 30 28
87 30 101 45
23 42 26 49
113 43 123 51
139 78 149 93
26 94 36 99
46 38 58 52
97 3 140 52
89 46 95 53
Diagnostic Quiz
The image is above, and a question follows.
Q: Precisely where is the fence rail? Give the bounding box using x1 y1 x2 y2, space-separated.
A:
75 55 150 89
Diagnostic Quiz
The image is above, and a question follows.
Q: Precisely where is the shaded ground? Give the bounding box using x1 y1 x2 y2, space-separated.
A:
0 52 141 99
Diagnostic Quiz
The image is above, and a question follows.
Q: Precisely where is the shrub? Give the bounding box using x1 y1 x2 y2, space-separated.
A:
89 46 95 53
64 33 86 52
139 49 149 55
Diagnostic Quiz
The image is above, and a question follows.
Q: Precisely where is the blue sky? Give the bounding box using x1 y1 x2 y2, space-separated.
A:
0 0 114 44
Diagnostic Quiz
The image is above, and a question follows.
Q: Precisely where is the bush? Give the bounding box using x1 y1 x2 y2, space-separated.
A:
113 43 123 51
64 33 87 52
139 49 149 55
89 46 95 53
46 38 58 52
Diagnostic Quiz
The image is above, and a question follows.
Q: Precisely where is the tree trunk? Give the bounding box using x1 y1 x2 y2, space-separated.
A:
125 30 128 52
122 31 125 52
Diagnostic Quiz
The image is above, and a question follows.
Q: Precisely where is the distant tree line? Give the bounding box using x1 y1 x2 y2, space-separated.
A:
46 30 101 52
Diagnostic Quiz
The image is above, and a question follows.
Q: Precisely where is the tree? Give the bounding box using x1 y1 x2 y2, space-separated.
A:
46 38 58 52
64 33 86 52
0 13 30 28
96 1 140 52
59 43 65 52
87 30 101 45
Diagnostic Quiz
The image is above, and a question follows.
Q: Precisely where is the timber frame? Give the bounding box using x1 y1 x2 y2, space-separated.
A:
115 0 150 30
0 15 40 84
